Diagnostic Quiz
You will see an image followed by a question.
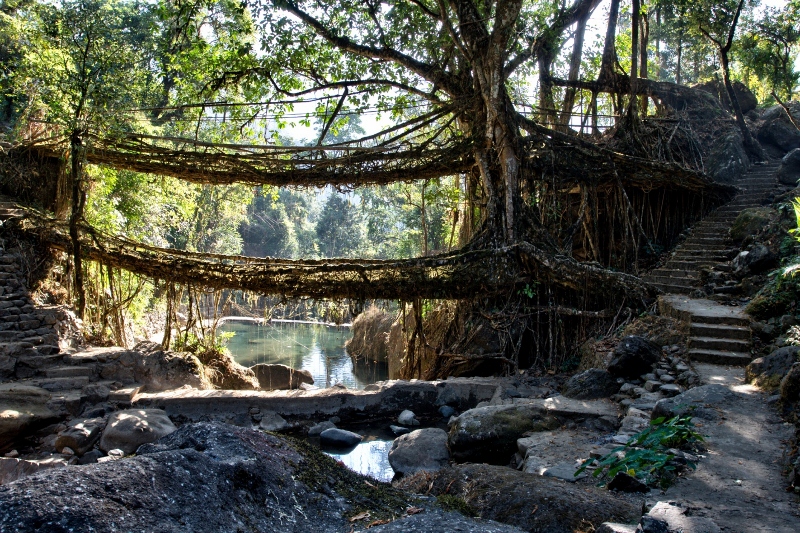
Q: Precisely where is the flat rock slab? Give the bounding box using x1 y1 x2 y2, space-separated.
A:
542 461 587 482
646 502 720 533
397 463 643 533
450 397 619 463
99 409 177 454
652 384 735 420
0 456 67 485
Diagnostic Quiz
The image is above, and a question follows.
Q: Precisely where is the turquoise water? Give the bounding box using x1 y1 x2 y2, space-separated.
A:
218 320 388 389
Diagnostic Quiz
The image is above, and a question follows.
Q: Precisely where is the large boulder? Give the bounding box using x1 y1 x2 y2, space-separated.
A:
729 207 775 243
652 384 735 420
90 343 209 391
562 368 619 400
99 409 177 454
250 363 314 390
0 422 421 533
746 346 799 388
0 384 57 450
694 80 757 114
733 244 778 275
448 397 618 463
706 132 749 185
388 428 449 476
757 102 800 153
608 336 661 379
397 463 642 533
780 362 800 404
777 148 800 186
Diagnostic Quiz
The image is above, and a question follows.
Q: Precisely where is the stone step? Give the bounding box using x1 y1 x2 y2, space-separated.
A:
690 323 751 341
688 336 750 352
648 269 698 279
687 348 752 366
44 365 94 379
647 275 698 286
650 282 695 294
29 376 90 392
108 384 143 405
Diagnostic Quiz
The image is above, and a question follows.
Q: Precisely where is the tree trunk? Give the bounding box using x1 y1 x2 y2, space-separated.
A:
598 0 621 83
628 0 640 120
719 51 764 160
69 131 86 319
639 11 649 111
559 13 590 130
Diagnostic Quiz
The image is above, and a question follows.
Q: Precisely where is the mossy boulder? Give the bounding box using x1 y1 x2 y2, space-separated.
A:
746 346 800 389
448 403 559 463
745 277 800 319
729 207 776 243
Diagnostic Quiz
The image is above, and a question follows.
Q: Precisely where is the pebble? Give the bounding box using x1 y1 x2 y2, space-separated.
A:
390 425 411 436
4 450 19 458
660 374 675 383
308 420 336 437
438 405 456 418
659 384 681 397
61 447 75 456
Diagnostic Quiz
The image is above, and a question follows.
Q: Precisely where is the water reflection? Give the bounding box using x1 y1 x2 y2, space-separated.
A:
324 437 394 482
218 320 388 389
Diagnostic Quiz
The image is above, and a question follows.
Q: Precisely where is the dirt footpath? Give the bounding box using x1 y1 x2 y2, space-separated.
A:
651 364 799 532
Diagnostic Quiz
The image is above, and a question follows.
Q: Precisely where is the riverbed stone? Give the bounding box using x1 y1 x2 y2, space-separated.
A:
88 343 209 391
388 428 449 476
397 463 643 533
319 427 362 448
250 363 314 390
608 336 661 379
397 409 419 426
0 384 57 449
448 397 619 463
562 369 620 400
259 411 288 432
542 461 587 482
55 417 106 456
308 420 336 437
99 409 177 454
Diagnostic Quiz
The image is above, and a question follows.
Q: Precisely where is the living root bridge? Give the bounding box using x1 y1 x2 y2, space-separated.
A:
14 212 655 303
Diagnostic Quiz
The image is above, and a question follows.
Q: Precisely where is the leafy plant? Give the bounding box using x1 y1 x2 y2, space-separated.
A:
577 412 705 489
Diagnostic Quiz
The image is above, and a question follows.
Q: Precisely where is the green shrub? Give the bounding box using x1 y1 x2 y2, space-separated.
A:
577 412 704 489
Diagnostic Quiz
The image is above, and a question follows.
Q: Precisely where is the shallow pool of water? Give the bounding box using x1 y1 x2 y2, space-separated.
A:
219 320 388 389
324 437 395 483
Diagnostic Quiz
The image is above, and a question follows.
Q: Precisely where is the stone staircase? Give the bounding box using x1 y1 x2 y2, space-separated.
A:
645 161 784 366
644 162 778 294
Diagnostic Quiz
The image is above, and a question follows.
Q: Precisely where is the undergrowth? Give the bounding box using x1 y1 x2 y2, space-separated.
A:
577 412 705 489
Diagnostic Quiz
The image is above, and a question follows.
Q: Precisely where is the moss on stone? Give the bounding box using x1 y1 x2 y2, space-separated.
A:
436 494 478 517
286 435 412 521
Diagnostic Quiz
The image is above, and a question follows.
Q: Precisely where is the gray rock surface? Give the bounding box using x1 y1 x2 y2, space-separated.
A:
397 409 419 426
319 428 363 448
84 342 209 391
778 147 800 186
449 397 618 463
397 463 642 533
250 363 314 390
362 512 527 533
55 417 106 455
608 336 662 379
0 423 418 533
0 456 67 485
651 384 735 420
780 362 800 404
388 428 449 476
99 409 177 454
308 420 337 436
706 132 749 184
758 104 800 153
562 368 620 400
746 346 799 388
258 411 288 431
0 384 56 449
